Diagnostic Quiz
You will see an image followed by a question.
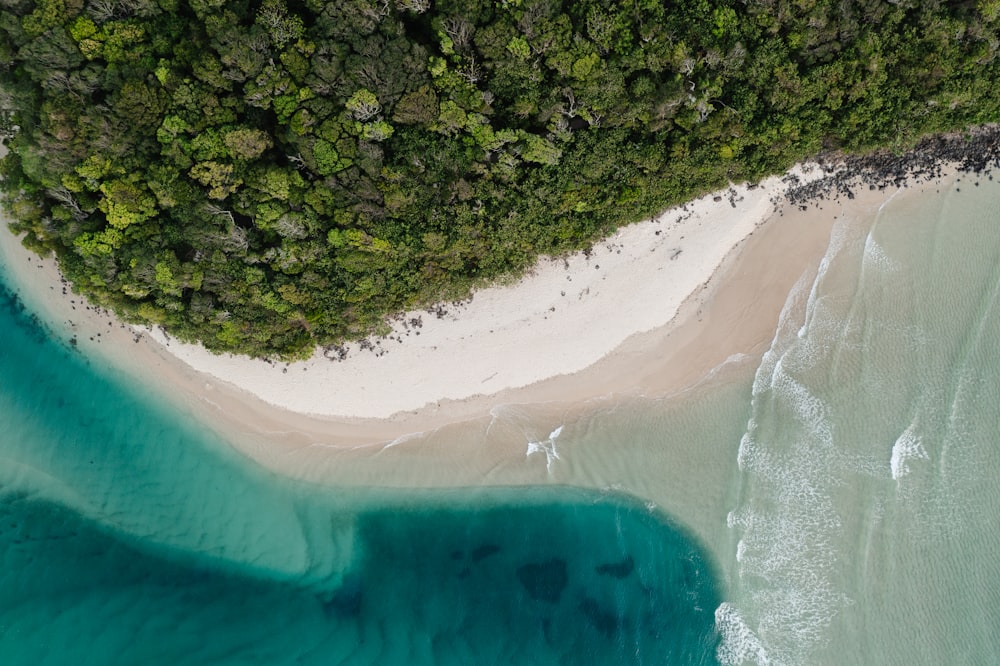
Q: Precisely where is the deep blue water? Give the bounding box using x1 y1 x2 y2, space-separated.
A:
0 265 720 664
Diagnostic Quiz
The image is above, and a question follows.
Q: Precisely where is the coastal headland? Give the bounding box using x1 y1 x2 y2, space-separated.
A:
2 131 999 480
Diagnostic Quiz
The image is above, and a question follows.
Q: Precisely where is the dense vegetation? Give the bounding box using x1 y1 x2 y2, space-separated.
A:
1 0 999 358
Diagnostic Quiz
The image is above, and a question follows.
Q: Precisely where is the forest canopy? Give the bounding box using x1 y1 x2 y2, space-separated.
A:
1 0 999 358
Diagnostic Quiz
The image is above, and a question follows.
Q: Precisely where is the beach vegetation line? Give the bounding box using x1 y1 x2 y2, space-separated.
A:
1 0 998 357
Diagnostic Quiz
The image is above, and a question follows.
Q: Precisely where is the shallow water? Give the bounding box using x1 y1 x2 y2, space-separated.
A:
2 172 1000 664
718 174 1000 664
0 261 719 663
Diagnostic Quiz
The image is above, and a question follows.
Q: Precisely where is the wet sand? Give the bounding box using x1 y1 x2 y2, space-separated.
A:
0 164 894 484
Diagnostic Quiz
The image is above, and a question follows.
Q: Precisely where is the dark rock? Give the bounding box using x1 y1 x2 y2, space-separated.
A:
595 555 635 579
780 127 1000 210
471 543 501 563
516 558 568 603
579 597 620 638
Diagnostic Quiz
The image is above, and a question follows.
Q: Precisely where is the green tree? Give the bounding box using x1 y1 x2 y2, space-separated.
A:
190 161 242 199
224 128 272 160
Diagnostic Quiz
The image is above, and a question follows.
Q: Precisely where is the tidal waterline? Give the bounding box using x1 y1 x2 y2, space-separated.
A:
3 168 1000 665
719 173 1000 665
0 261 721 662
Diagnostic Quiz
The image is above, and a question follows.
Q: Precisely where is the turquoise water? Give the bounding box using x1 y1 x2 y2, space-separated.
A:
0 264 719 663
4 171 1000 665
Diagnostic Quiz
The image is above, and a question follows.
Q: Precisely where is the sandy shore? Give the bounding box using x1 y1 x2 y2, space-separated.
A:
1 156 953 482
143 167 830 419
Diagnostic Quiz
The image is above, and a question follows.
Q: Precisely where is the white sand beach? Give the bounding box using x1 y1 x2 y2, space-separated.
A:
1 156 931 479
140 166 831 417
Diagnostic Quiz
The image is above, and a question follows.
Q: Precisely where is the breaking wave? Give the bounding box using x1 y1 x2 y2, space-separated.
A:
719 218 860 665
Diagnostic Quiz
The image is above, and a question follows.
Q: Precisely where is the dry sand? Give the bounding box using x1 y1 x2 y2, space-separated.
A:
141 167 829 420
0 159 922 482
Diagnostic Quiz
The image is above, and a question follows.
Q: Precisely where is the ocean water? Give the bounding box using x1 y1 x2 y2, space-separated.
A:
717 174 1000 665
0 258 719 662
2 171 1000 665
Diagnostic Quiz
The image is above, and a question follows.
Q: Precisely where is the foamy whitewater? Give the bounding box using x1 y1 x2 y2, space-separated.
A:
717 172 1000 664
1 170 999 664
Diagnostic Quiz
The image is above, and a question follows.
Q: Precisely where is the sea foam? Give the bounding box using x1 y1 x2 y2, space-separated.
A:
526 425 564 471
890 423 928 480
863 232 899 273
715 602 771 666
722 217 863 665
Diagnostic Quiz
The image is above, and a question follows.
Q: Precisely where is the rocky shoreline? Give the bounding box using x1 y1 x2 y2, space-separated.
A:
781 125 1000 207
